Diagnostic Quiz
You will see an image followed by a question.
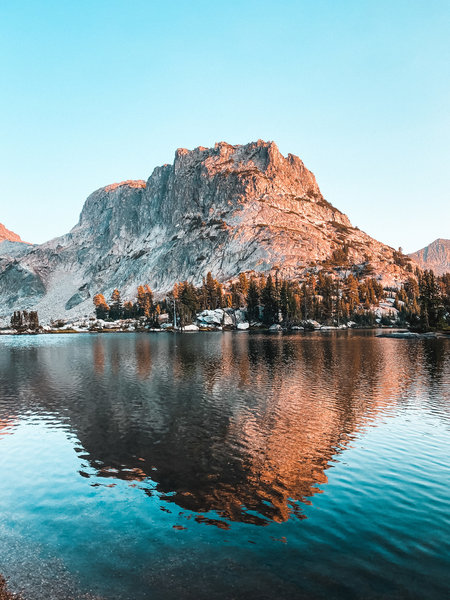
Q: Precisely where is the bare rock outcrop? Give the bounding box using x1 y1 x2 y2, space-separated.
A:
0 140 411 322
408 239 450 276
0 223 25 244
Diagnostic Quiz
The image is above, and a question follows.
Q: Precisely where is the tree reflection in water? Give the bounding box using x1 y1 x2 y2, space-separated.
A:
0 332 448 527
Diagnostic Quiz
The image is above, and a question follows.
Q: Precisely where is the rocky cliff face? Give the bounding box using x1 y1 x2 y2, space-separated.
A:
0 140 410 322
0 224 32 268
408 239 450 276
0 223 25 244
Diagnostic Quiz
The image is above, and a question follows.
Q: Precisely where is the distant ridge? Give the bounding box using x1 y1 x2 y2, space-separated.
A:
0 222 26 244
408 239 450 276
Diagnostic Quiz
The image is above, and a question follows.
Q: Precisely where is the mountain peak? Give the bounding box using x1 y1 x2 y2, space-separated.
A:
0 140 414 322
0 222 26 244
409 239 450 276
170 140 320 198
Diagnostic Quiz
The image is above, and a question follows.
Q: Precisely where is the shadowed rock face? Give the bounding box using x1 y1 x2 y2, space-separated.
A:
0 140 408 322
409 239 450 276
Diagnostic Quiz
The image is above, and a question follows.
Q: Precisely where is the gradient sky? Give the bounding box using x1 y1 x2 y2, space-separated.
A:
0 0 448 252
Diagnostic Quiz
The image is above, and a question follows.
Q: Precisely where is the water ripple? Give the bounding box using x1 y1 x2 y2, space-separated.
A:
0 331 449 599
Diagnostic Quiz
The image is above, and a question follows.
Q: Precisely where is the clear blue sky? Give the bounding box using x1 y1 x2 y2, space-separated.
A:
0 0 448 252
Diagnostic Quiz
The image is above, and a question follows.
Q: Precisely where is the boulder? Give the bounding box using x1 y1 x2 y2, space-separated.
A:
223 312 234 327
197 309 223 325
235 309 247 324
305 319 321 330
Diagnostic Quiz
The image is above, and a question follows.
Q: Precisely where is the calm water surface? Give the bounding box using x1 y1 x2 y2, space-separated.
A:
0 331 449 599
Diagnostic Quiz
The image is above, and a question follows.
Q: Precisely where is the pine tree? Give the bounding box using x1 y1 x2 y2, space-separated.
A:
178 281 199 326
344 274 359 313
279 280 289 323
93 293 110 319
109 289 123 320
29 311 39 330
246 278 260 322
201 272 223 309
10 311 23 331
419 270 442 329
238 273 249 296
123 301 134 318
317 272 333 322
278 279 302 325
136 285 147 316
261 274 278 325
143 285 154 319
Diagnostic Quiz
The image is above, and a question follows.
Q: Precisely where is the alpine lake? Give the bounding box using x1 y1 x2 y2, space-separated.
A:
0 330 449 599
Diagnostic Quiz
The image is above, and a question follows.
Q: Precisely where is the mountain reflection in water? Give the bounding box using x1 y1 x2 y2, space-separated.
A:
1 331 448 528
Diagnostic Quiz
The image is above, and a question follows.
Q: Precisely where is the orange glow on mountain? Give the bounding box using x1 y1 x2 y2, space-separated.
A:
104 180 146 192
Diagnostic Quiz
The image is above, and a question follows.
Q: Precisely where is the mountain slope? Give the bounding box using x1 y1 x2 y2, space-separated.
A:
408 239 450 276
0 140 411 322
0 222 25 243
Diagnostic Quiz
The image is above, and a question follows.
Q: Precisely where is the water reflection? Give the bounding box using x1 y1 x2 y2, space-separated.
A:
0 332 449 527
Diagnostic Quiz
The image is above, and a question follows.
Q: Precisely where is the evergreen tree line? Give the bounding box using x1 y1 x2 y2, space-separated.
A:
93 268 450 330
93 271 393 328
10 310 40 331
93 285 160 325
394 269 450 330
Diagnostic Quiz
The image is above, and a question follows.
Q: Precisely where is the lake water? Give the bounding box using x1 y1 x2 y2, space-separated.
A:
0 331 449 599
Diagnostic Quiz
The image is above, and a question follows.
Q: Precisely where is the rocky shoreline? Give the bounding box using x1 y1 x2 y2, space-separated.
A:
2 308 448 338
375 331 449 339
0 576 21 600
1 324 433 336
2 326 447 339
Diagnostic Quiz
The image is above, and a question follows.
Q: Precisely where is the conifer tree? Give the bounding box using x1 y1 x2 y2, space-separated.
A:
29 311 39 330
10 311 22 330
109 289 123 320
142 285 154 319
279 280 289 323
261 274 278 324
419 270 442 329
123 301 134 318
93 293 110 319
136 285 147 316
178 281 199 326
238 273 249 296
344 274 359 313
246 278 260 322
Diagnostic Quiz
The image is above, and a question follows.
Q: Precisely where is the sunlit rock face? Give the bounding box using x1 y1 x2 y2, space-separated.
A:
409 239 450 276
0 222 24 243
0 141 408 322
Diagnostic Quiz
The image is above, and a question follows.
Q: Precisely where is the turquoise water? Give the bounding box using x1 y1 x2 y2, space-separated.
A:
0 331 449 599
